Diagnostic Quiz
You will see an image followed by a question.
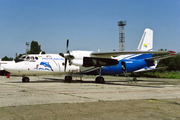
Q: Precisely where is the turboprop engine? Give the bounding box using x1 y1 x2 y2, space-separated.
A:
59 39 119 71
72 57 119 67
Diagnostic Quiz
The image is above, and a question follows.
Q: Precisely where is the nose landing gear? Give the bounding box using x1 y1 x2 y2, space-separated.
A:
22 76 30 83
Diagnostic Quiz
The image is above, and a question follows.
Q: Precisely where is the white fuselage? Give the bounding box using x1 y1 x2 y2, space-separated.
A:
2 50 152 76
2 54 79 75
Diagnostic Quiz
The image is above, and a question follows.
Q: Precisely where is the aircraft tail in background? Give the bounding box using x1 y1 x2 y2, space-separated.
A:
137 28 153 51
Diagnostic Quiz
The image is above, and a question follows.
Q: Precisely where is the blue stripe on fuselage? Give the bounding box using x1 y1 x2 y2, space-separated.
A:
101 59 147 75
82 54 154 75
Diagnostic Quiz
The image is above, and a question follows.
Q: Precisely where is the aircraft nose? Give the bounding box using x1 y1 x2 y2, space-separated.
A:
3 64 15 71
0 65 4 70
0 64 9 70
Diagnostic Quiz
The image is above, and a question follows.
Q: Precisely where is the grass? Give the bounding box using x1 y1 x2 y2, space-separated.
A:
142 71 180 79
98 100 104 102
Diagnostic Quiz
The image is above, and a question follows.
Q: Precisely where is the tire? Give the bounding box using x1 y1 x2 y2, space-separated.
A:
67 76 72 83
99 77 105 83
65 76 72 83
22 77 25 82
65 76 68 83
95 77 105 83
22 77 29 83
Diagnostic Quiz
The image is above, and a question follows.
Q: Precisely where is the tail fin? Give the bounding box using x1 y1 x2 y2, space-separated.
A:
137 28 153 51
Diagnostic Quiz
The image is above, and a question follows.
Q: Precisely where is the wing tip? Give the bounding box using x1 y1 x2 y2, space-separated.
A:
168 50 176 56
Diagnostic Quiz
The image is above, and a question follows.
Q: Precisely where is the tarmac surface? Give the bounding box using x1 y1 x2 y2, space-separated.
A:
0 75 180 107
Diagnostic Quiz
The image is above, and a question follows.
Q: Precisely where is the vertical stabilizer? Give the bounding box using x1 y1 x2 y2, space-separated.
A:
137 28 153 51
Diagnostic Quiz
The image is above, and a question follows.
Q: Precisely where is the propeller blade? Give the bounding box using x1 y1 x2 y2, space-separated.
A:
64 58 67 72
59 38 74 71
59 53 64 57
66 38 69 53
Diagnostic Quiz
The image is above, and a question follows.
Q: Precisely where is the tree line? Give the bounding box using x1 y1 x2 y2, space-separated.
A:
153 49 180 71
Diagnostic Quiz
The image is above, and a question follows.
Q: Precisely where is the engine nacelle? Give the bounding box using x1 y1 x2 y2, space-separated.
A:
72 57 119 67
70 51 119 67
71 50 92 59
71 59 83 66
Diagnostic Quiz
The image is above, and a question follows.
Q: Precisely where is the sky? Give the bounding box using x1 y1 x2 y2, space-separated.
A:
0 0 179 59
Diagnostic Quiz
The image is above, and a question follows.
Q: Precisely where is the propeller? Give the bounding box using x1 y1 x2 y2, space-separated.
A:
66 38 69 53
59 38 74 72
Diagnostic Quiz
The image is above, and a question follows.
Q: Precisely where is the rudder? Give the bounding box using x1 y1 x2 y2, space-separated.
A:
137 28 153 51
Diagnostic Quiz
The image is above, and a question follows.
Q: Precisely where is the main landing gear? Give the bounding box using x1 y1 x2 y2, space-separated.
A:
95 76 105 83
22 75 30 83
64 75 105 83
95 67 105 83
64 67 105 83
65 76 72 83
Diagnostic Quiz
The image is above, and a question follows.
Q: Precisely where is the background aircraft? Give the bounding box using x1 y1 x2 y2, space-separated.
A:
1 28 176 83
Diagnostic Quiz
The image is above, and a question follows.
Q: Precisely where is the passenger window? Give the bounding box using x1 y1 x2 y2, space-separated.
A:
31 57 34 60
35 57 38 60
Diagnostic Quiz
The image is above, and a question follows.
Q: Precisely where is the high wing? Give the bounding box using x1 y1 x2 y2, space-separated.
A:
90 51 175 58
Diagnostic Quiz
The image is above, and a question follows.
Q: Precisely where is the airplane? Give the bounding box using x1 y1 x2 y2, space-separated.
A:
1 28 176 83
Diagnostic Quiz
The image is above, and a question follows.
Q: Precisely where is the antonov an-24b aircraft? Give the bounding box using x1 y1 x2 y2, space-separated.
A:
1 28 176 83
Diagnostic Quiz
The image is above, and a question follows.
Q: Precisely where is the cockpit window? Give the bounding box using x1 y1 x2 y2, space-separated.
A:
26 56 30 60
21 55 26 60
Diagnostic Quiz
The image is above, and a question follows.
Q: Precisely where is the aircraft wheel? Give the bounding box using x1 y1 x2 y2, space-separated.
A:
22 77 30 83
65 76 68 83
68 76 72 83
95 77 105 83
65 76 72 83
